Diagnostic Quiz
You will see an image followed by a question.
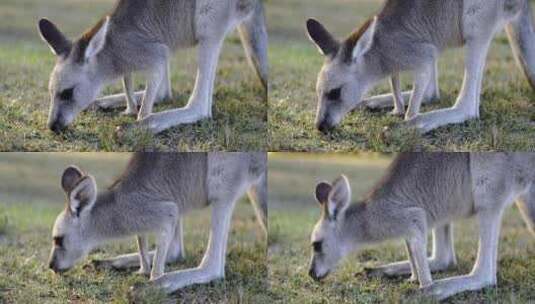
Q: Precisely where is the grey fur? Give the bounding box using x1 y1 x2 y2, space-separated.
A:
38 0 268 133
48 152 267 293
307 0 535 133
309 153 535 300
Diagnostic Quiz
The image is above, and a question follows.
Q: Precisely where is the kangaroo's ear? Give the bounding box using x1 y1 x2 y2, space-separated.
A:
38 18 72 57
61 166 84 193
351 16 378 61
326 175 351 220
84 16 110 60
68 175 97 217
306 19 340 57
315 181 332 205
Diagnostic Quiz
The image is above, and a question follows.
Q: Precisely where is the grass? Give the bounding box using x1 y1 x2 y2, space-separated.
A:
268 153 535 303
267 0 535 152
0 0 267 152
0 153 268 303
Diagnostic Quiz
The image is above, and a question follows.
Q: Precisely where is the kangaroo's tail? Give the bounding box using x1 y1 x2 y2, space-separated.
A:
238 0 268 96
516 185 535 236
247 171 268 237
506 0 535 90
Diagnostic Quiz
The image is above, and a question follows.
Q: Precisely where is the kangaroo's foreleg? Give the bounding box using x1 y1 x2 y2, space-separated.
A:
121 73 139 116
390 73 404 116
405 61 434 120
362 59 440 111
138 58 167 121
365 223 457 279
92 217 186 271
132 37 224 134
424 209 503 301
151 198 238 293
94 63 172 112
137 235 151 275
404 209 432 288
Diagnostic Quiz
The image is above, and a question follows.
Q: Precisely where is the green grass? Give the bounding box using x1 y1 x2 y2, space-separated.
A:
0 0 267 152
0 154 268 303
267 0 535 152
268 153 535 303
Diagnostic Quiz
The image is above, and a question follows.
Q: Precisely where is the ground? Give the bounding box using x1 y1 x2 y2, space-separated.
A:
268 153 535 303
0 153 268 303
0 0 267 152
267 0 535 152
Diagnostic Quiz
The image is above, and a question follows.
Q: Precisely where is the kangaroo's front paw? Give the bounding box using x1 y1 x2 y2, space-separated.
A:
120 107 138 117
136 267 151 277
363 267 387 278
389 109 404 117
91 259 113 270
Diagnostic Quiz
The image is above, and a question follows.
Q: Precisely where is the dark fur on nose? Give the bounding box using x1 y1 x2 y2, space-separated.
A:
48 258 59 273
317 120 333 134
49 118 66 134
309 268 319 281
309 266 329 281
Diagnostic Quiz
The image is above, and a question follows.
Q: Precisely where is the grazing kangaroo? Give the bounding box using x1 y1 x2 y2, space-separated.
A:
48 152 267 294
306 0 535 133
308 153 535 300
38 0 268 134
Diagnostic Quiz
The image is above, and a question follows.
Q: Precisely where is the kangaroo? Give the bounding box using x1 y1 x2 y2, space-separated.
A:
48 152 267 294
38 0 268 134
306 0 535 133
308 153 535 300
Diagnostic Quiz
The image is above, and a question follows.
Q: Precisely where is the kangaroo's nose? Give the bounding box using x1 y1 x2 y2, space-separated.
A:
48 260 58 272
317 120 333 134
49 120 65 134
308 268 319 281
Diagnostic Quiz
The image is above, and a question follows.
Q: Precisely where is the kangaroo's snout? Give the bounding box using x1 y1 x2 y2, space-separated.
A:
48 115 68 134
49 120 66 134
308 266 328 281
317 120 334 134
48 257 63 273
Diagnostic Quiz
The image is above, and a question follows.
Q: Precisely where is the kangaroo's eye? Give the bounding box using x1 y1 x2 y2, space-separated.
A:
326 87 341 100
312 241 323 253
59 87 74 100
53 236 64 248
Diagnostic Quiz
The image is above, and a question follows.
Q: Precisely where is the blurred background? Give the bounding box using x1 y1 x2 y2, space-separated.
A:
268 153 535 303
0 153 267 303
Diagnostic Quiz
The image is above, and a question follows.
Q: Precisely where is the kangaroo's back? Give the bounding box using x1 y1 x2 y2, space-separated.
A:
111 0 197 49
113 153 209 212
368 153 474 224
377 0 464 50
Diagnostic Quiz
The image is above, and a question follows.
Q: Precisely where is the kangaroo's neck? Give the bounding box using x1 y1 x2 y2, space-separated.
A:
342 197 404 245
82 189 128 245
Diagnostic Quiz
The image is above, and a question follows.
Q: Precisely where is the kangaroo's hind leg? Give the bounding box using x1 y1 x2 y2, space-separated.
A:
517 185 535 235
365 223 457 279
247 170 268 236
237 0 268 94
151 190 242 293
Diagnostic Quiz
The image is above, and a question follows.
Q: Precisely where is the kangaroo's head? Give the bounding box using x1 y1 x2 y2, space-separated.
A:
48 166 98 273
38 17 111 133
306 17 380 133
308 175 353 281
